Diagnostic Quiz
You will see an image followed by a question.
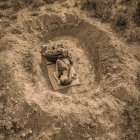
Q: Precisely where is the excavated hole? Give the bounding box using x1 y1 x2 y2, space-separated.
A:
21 13 111 97
40 36 95 94
1 12 130 140
11 12 115 112
37 15 110 95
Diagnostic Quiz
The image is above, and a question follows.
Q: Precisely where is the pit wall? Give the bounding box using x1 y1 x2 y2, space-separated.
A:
23 12 140 101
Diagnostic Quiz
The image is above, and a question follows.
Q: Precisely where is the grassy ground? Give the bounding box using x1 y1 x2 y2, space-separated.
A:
81 0 140 45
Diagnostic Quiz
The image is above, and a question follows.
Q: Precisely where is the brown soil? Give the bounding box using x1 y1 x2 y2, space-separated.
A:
0 1 140 140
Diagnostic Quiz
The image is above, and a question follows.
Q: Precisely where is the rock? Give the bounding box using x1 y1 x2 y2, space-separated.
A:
106 73 112 78
28 129 33 134
21 132 26 138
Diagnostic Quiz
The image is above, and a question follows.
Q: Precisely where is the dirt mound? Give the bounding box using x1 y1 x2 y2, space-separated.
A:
0 1 140 140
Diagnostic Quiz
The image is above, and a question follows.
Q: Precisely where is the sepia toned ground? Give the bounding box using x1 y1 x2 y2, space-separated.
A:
0 0 140 140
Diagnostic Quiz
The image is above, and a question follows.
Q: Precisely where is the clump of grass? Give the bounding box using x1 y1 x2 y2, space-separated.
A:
43 0 56 4
9 15 17 21
0 63 12 89
11 1 22 12
0 0 9 1
81 0 93 10
0 3 11 10
30 0 45 8
81 0 140 45
111 6 129 32
81 0 114 22
0 0 57 14
120 100 140 140
127 27 140 43
24 0 33 4
133 2 140 26
22 53 34 73
120 0 132 5
112 13 128 32
12 0 32 11
30 0 57 7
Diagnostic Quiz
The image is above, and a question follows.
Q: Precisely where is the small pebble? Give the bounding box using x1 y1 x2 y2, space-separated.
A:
28 129 32 134
21 133 26 137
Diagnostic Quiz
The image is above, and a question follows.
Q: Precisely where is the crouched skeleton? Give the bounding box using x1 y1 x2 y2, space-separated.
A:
41 44 77 86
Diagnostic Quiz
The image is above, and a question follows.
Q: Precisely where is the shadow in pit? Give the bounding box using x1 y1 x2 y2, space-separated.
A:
59 88 70 94
40 55 52 90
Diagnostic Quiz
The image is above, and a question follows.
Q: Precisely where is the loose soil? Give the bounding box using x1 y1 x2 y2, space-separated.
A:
0 1 140 140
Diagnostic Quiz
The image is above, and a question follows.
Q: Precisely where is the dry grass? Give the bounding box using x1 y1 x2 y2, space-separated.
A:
0 62 24 139
81 0 140 45
133 2 140 26
0 63 11 89
0 0 57 13
22 53 34 73
81 0 114 22
112 11 128 32
120 100 140 139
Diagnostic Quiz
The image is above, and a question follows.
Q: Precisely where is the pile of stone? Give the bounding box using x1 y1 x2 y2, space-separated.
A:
41 42 72 63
